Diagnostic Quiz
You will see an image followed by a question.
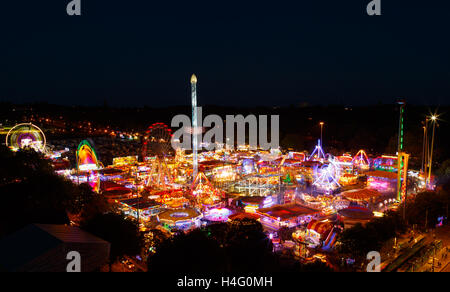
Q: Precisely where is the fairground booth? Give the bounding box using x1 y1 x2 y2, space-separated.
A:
119 198 165 222
157 208 203 231
341 188 389 210
305 220 338 250
257 204 320 230
366 170 398 194
338 205 374 229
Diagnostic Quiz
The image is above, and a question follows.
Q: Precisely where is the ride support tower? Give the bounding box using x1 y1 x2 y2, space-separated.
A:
191 74 199 179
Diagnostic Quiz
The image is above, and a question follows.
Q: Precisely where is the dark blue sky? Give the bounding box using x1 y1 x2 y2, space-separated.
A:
0 0 449 107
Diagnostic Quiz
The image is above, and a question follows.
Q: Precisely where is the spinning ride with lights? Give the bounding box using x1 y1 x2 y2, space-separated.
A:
241 158 258 175
142 123 174 189
353 150 370 171
313 157 342 192
309 140 326 162
6 123 46 153
192 172 225 206
76 140 101 192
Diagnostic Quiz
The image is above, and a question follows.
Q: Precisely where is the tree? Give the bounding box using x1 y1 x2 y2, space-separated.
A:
75 183 112 224
148 219 278 272
0 146 54 185
337 224 379 258
0 146 112 238
0 149 77 237
437 159 450 181
225 219 277 272
403 191 448 229
146 228 170 255
337 212 406 259
147 229 227 272
81 213 143 271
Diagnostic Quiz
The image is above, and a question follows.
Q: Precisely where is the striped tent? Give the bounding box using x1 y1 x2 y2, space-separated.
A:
307 220 332 238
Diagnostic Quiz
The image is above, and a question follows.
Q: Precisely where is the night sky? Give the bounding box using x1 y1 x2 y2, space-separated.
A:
1 0 449 107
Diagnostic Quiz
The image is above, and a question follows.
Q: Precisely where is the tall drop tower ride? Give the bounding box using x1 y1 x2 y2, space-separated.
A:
396 99 409 203
191 74 199 179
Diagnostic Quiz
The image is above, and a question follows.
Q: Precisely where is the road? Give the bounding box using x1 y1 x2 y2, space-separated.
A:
435 226 450 272
421 226 450 272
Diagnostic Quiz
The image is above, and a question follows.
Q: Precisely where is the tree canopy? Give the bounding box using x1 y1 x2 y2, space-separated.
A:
81 213 143 265
149 219 279 273
0 146 109 238
337 211 406 258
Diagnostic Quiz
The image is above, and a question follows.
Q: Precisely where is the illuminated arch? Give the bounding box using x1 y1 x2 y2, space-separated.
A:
76 140 100 171
76 140 101 192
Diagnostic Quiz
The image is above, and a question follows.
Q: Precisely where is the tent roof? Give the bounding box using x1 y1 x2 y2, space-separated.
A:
0 224 108 272
342 189 382 201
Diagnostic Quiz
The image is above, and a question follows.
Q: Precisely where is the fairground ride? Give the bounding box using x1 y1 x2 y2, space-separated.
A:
353 150 370 171
6 123 46 153
76 140 102 192
313 156 342 193
142 123 174 189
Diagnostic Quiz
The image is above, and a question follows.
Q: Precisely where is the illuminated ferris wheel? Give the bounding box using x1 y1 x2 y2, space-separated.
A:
6 123 46 153
142 123 174 159
142 123 174 188
313 157 342 191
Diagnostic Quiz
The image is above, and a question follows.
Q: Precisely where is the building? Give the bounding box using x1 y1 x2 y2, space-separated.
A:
366 170 398 194
158 208 203 231
338 206 374 229
257 203 320 230
0 224 110 272
119 198 165 222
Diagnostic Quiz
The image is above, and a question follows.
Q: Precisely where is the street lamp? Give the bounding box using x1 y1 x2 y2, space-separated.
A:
320 122 325 148
421 125 427 174
428 115 439 186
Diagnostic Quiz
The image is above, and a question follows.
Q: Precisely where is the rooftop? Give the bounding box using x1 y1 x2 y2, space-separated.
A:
366 170 398 180
342 188 382 201
257 204 319 220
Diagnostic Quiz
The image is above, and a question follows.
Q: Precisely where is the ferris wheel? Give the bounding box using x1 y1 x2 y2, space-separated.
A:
6 123 46 153
313 157 342 191
142 123 174 159
142 123 174 188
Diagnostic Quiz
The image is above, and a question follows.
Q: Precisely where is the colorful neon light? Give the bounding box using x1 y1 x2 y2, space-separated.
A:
353 150 370 170
309 140 326 162
6 123 46 153
313 157 341 191
76 140 101 192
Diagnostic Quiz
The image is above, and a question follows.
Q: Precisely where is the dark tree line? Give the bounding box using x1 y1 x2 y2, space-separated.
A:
0 145 144 269
337 211 407 258
0 146 106 237
337 181 450 259
148 218 332 273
